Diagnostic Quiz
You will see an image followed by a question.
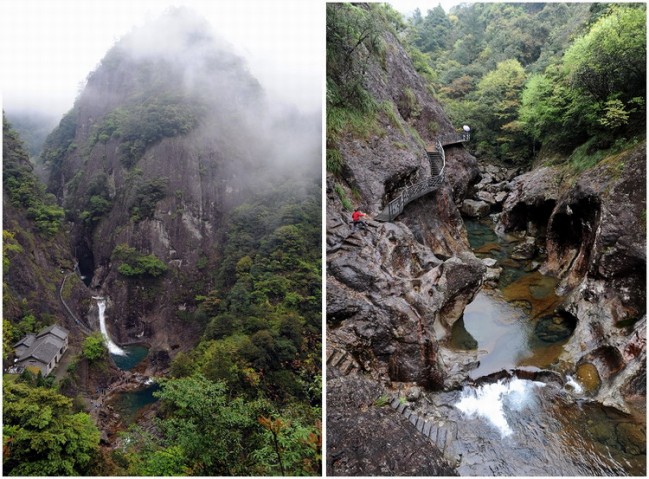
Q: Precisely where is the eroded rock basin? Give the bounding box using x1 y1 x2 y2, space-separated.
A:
434 219 646 475
452 220 568 378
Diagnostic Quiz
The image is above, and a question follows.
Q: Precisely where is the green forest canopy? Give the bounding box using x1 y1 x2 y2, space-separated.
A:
404 2 646 165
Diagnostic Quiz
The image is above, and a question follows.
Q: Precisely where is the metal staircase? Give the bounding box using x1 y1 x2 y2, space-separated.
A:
375 132 469 222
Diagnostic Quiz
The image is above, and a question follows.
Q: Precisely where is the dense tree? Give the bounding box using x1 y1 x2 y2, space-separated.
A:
82 332 106 362
563 5 646 107
411 5 452 54
404 2 645 163
3 115 65 236
3 381 101 476
118 374 320 475
519 4 646 153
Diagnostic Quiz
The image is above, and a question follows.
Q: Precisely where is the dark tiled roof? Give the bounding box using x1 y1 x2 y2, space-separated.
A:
15 324 68 366
13 333 36 350
36 324 69 341
29 338 63 364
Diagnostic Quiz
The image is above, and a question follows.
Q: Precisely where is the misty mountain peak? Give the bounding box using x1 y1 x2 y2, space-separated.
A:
83 7 263 118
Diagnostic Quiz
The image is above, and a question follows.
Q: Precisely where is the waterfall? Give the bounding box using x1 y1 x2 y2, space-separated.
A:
455 378 545 437
94 297 127 356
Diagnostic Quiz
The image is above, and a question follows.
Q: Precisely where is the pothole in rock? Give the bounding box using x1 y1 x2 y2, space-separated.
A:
534 311 577 343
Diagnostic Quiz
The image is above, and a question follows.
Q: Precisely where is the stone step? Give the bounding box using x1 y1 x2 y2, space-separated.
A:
343 238 363 247
327 218 345 229
326 348 336 363
339 356 357 375
388 400 459 456
327 349 346 367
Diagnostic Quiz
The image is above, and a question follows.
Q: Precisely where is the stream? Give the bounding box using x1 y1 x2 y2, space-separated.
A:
431 218 646 476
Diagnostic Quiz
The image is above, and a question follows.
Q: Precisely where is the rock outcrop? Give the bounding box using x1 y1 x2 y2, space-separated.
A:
42 9 319 365
327 6 483 473
326 374 457 476
498 143 647 411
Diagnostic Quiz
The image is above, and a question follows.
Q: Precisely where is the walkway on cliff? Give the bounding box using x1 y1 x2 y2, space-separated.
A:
386 394 458 458
375 131 469 222
59 273 94 336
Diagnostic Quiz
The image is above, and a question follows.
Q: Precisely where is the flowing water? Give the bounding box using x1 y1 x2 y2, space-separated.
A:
436 219 646 476
95 297 149 369
111 344 149 370
95 297 127 356
432 377 645 475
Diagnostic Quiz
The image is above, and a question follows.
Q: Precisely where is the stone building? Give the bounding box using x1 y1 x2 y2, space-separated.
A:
13 324 69 377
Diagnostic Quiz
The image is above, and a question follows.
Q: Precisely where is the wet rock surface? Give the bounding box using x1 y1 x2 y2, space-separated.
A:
326 14 483 473
326 4 645 473
498 143 646 411
461 199 490 218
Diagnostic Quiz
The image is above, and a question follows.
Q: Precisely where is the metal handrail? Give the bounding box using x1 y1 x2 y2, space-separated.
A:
374 130 468 222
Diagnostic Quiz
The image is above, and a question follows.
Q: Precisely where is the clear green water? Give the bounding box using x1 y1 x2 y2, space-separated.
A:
110 384 160 424
110 344 149 370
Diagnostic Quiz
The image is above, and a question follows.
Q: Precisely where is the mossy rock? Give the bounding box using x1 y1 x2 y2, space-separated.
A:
576 362 601 393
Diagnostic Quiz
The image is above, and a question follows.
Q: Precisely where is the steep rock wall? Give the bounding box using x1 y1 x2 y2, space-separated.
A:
326 11 484 474
327 14 482 386
497 143 646 411
42 10 311 362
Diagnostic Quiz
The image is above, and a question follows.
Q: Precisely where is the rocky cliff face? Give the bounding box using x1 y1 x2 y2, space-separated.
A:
496 143 646 411
42 9 319 363
3 116 91 359
327 29 483 385
326 8 483 474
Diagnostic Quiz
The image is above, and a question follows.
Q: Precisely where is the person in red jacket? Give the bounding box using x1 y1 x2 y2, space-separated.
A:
351 209 367 232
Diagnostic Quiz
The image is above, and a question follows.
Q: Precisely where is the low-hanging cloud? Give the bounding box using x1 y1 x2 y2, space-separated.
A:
1 0 322 119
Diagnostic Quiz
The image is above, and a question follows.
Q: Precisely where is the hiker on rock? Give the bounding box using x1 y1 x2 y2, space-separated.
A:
351 209 367 232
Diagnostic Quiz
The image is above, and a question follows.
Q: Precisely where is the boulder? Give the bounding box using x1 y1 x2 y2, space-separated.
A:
481 258 497 267
461 199 490 218
476 191 496 205
495 191 509 203
511 237 537 260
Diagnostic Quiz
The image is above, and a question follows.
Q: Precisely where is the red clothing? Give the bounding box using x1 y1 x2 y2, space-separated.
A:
352 211 365 222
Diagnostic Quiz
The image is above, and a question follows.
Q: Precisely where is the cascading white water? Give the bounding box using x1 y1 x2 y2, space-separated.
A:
94 297 127 356
455 378 545 437
564 375 584 394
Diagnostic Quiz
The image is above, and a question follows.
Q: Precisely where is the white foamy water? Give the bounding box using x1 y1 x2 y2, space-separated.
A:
564 375 583 394
455 378 545 437
95 297 127 356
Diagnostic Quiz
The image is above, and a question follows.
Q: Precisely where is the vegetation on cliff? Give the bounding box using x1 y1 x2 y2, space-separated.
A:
112 178 322 475
6 8 321 476
2 116 74 359
3 115 65 236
